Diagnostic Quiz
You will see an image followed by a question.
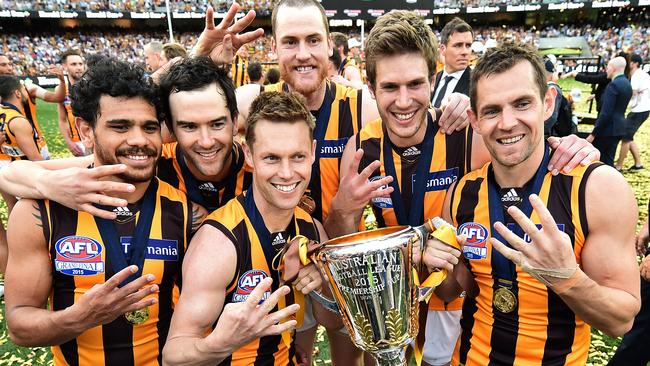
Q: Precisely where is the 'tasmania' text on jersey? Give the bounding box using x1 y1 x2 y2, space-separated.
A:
41 178 192 366
356 112 472 312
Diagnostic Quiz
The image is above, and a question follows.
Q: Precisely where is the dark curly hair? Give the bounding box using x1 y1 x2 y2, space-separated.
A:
158 56 237 126
71 57 162 127
0 75 21 100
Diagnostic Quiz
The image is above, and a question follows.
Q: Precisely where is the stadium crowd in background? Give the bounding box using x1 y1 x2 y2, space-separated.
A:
0 1 649 365
1 21 648 78
4 0 273 14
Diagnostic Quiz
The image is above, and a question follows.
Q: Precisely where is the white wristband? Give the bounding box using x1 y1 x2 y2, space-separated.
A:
34 86 47 100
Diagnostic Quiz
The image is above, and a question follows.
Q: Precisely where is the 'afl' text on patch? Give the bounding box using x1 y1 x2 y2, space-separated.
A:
458 222 488 260
54 236 105 276
370 175 393 209
233 269 272 303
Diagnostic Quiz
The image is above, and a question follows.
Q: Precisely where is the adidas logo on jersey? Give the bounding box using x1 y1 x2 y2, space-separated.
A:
113 206 133 217
501 188 521 203
271 232 287 248
402 146 421 157
198 182 218 192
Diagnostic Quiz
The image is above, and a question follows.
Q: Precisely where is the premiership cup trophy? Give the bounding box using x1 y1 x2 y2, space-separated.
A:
306 218 459 366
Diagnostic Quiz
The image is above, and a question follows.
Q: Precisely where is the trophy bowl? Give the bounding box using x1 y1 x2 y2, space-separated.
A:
313 225 425 366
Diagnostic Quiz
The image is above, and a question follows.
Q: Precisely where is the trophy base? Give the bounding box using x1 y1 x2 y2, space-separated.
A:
373 346 407 366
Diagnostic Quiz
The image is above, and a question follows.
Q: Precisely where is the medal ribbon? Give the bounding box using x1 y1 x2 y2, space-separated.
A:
487 143 550 285
94 178 158 286
307 82 334 218
176 143 237 211
243 190 300 346
337 57 349 75
243 189 297 285
382 112 436 226
1 101 22 113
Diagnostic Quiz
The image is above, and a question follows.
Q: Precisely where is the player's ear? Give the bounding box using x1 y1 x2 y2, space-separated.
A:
77 117 94 150
243 140 253 168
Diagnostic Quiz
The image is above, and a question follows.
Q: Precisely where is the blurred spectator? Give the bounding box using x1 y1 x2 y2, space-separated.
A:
330 32 363 89
3 0 272 14
246 62 264 85
544 59 563 136
0 22 648 79
265 67 280 85
143 40 164 72
161 42 187 64
587 56 632 167
616 53 650 171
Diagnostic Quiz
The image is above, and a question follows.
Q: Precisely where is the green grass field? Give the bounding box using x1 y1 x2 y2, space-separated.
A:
0 79 648 365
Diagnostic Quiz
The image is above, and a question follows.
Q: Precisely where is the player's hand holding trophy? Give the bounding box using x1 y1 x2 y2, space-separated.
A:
282 218 461 366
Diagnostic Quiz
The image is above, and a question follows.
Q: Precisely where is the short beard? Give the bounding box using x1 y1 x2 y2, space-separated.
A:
94 141 158 183
281 65 328 96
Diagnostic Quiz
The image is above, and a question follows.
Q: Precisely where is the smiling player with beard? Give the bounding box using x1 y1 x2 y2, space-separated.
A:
58 49 89 157
324 11 601 366
0 57 251 217
3 58 205 366
163 92 334 366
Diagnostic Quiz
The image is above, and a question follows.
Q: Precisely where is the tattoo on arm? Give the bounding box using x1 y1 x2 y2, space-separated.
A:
191 205 205 233
31 202 43 228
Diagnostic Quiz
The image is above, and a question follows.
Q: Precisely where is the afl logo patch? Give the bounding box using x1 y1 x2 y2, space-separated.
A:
458 222 488 260
232 269 271 303
370 176 392 209
54 236 105 276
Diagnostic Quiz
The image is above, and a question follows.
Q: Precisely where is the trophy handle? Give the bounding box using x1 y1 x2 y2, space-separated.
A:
308 290 340 313
413 218 461 302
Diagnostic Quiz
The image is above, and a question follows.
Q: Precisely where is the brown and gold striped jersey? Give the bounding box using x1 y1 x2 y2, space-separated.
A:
263 80 363 221
202 193 320 366
156 142 252 212
0 104 42 161
41 178 192 366
450 162 600 366
356 114 472 311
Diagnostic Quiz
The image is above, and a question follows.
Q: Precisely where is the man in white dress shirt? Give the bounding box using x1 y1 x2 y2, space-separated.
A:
432 17 473 107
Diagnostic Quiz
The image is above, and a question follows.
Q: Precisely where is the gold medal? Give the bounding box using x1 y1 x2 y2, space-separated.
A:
298 194 316 215
493 287 517 313
124 307 150 326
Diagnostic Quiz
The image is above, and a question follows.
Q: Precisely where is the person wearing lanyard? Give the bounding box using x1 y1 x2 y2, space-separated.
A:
0 56 251 218
156 56 252 213
324 11 601 366
162 91 334 366
3 58 206 366
193 3 473 361
427 42 639 366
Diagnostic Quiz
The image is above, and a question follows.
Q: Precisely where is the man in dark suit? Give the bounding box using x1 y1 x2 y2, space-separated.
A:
431 17 472 107
587 56 632 166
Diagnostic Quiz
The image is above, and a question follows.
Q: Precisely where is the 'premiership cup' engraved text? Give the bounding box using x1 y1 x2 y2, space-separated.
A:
331 251 403 298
